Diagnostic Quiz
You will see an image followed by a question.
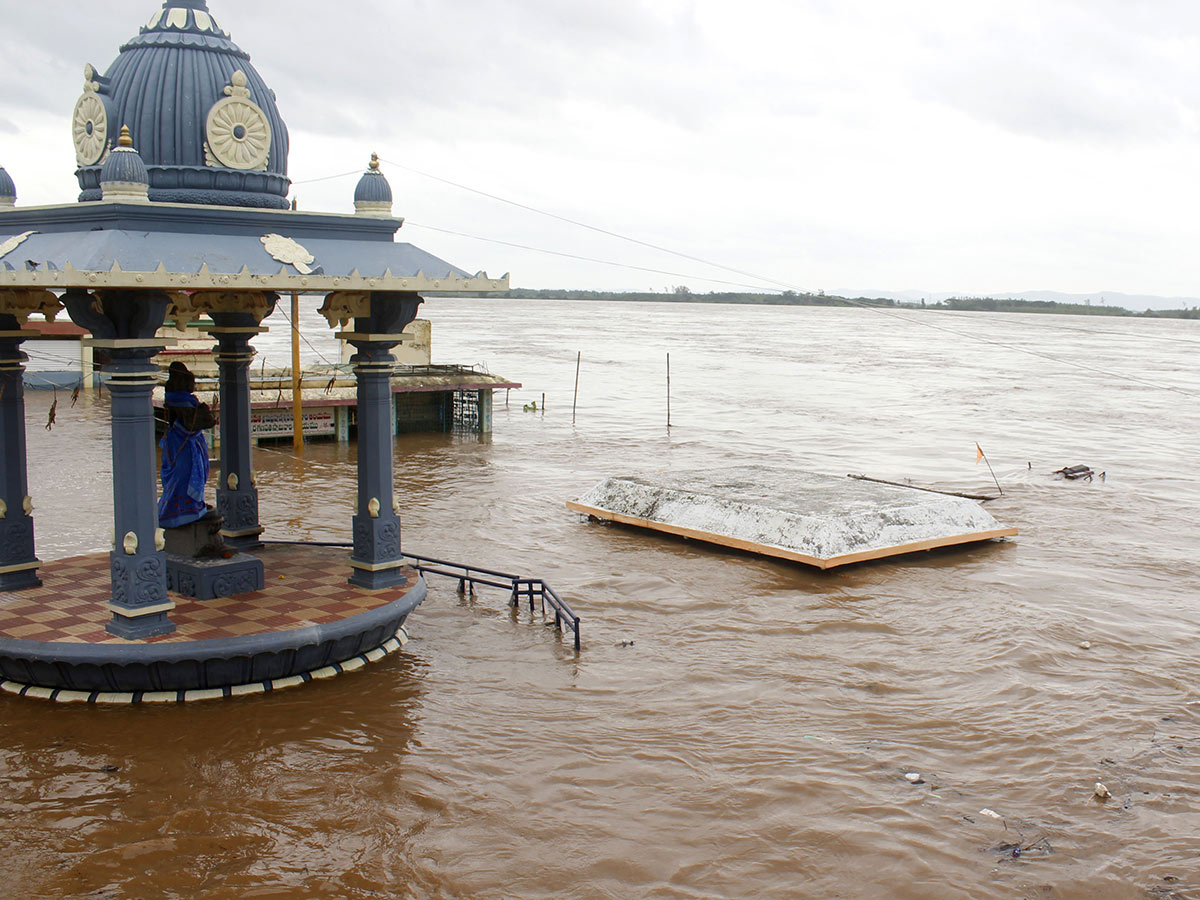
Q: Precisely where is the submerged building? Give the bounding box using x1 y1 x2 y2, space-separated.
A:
0 0 513 699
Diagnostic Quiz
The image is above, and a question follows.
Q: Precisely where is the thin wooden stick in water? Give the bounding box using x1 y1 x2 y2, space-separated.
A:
848 474 998 502
666 351 672 428
976 442 1004 496
572 351 581 424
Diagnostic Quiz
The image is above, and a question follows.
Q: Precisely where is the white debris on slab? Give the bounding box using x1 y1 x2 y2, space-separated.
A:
567 466 1017 570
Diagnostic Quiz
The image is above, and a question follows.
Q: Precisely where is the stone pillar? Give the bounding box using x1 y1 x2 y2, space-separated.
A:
207 310 272 551
479 390 493 433
342 292 422 589
64 289 174 638
0 314 41 590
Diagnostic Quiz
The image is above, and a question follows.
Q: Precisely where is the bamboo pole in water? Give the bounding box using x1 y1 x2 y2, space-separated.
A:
572 351 581 423
667 351 672 428
291 292 304 455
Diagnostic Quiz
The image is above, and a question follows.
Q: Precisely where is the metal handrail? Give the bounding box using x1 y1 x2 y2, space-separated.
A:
402 551 581 652
259 541 581 651
511 579 581 652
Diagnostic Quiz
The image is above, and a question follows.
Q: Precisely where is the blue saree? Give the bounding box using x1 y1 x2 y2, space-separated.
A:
158 408 210 529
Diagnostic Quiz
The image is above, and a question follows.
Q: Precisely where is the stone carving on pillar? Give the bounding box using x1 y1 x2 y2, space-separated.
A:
0 289 62 326
64 288 175 638
194 290 278 551
0 299 48 590
343 292 422 589
318 291 370 329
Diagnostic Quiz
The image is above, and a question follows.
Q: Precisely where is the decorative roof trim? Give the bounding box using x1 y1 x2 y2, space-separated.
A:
0 261 509 294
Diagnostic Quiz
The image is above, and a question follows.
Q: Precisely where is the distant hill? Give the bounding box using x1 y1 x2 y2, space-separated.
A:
470 287 1200 317
833 288 1200 312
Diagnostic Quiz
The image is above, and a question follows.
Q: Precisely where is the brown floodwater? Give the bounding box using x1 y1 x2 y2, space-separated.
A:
4 299 1200 899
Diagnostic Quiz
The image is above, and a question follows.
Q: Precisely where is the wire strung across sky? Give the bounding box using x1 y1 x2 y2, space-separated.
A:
404 221 787 294
281 161 1200 400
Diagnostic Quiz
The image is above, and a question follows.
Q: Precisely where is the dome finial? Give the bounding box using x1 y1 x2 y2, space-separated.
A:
100 128 150 204
354 152 393 217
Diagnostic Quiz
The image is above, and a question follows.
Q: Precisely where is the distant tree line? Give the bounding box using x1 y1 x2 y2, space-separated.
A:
938 296 1200 319
466 287 899 308
426 288 1200 319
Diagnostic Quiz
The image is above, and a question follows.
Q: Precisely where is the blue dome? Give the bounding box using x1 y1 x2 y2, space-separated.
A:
74 1 291 209
354 155 393 205
100 130 150 186
99 127 150 203
0 167 14 205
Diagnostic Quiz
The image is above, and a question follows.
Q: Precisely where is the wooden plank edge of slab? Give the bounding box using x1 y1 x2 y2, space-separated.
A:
567 500 1018 571
820 526 1019 569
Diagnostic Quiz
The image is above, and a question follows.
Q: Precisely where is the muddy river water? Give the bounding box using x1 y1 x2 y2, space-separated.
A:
4 299 1200 899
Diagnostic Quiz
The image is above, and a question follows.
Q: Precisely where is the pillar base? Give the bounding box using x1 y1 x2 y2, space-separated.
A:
348 562 408 590
0 561 41 591
106 609 176 640
221 529 265 552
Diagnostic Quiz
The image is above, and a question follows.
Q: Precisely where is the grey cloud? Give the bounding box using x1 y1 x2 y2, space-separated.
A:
5 0 725 152
907 4 1200 142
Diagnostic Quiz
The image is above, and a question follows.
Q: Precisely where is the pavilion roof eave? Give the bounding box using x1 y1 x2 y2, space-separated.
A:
0 228 509 294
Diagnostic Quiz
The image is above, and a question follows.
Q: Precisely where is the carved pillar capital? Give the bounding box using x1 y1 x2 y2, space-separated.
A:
62 288 172 375
0 289 62 328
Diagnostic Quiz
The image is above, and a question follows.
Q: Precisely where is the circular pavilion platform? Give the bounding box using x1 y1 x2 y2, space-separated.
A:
0 544 425 702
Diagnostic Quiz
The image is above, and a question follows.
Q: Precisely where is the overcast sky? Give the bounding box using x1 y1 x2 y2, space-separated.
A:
3 0 1200 299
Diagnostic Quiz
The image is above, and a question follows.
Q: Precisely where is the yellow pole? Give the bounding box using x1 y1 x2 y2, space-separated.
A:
291 292 304 455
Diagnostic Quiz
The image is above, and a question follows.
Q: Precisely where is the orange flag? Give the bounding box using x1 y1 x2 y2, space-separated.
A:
975 442 984 463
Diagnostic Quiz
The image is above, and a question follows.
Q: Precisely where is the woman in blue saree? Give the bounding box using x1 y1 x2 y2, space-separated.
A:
158 362 214 529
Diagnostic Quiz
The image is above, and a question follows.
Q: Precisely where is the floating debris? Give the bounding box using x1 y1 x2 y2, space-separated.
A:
979 808 1003 819
1094 782 1111 801
996 837 1053 860
1054 464 1105 482
904 772 925 784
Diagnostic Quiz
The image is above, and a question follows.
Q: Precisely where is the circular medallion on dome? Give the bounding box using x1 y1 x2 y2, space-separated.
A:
72 92 109 166
205 70 272 171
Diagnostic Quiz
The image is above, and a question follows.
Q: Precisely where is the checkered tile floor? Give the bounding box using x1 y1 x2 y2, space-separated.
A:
0 545 418 645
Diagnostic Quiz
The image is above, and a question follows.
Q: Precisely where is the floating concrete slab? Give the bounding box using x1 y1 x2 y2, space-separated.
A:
567 467 1017 570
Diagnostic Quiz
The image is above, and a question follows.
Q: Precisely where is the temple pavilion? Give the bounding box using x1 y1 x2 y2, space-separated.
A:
0 0 508 700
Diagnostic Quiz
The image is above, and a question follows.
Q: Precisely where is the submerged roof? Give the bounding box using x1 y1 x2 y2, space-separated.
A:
569 466 1017 570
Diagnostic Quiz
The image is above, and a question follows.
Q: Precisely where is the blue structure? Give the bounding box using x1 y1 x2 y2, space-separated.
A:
73 0 289 208
0 1 507 694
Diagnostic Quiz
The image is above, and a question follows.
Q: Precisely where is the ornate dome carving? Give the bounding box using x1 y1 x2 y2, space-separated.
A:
73 1 290 208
